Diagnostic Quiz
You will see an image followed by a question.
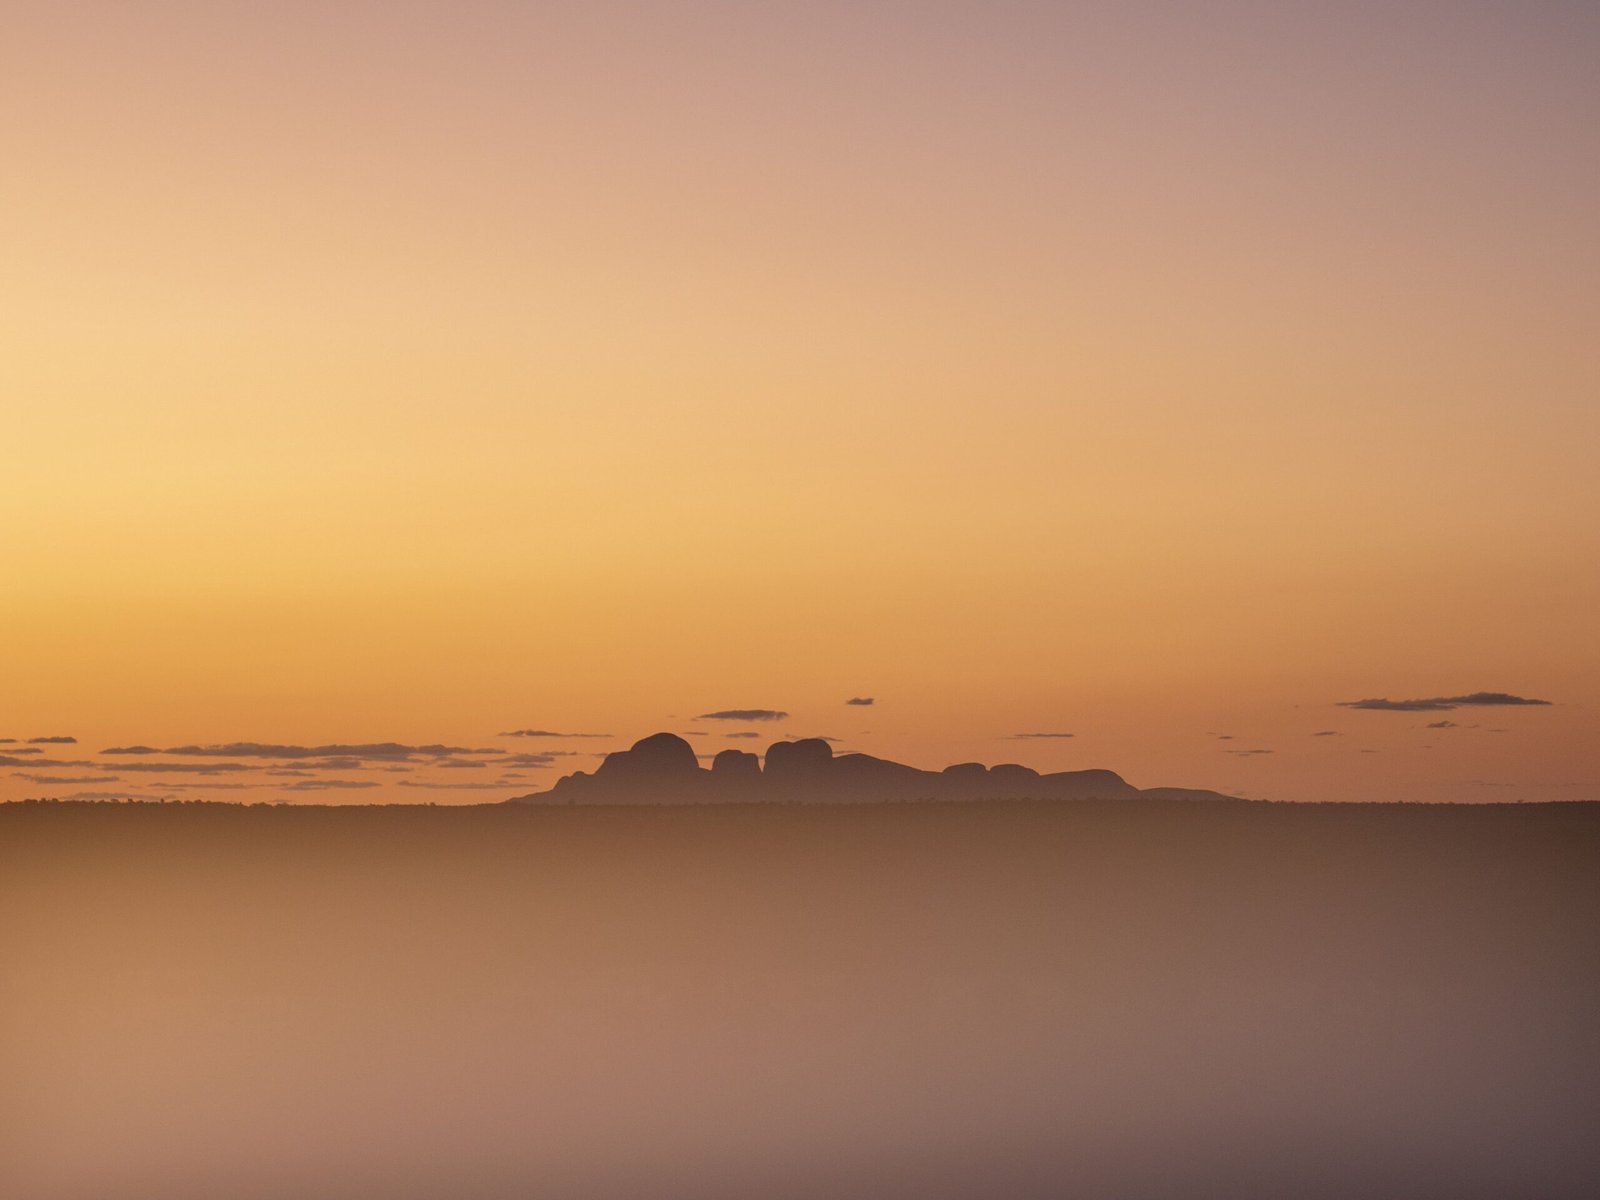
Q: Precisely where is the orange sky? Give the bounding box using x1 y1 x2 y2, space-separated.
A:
3 2 1596 803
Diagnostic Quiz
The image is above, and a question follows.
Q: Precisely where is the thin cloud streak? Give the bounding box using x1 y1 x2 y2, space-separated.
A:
498 730 613 739
1339 692 1551 712
14 773 120 784
89 761 261 774
282 779 383 791
100 742 503 761
398 780 523 791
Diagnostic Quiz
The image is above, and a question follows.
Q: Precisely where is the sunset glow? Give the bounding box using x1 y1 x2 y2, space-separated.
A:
4 2 1596 804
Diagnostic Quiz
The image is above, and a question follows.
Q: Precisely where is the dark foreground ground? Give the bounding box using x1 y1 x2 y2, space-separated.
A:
3 799 1597 1199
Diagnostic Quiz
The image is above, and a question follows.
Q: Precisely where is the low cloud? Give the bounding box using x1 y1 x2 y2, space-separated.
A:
0 756 93 768
93 761 260 774
1225 749 1274 757
492 753 563 768
1426 720 1460 729
101 742 503 761
1339 692 1551 713
499 729 612 739
155 782 259 792
724 732 761 739
845 697 874 707
397 780 522 791
1310 730 1341 737
1009 732 1074 739
28 736 78 744
282 779 383 792
697 710 789 722
15 773 120 784
435 759 487 769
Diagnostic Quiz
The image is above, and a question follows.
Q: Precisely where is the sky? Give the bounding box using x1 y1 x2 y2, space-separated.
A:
3 1 1596 804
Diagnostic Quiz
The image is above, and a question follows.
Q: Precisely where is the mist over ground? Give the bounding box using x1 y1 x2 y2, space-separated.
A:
4 799 1597 1199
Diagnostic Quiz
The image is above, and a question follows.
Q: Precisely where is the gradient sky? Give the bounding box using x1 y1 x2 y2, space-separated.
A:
3 1 1596 804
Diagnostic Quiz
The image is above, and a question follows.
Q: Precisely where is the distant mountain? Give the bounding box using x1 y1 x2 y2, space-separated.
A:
507 733 1240 805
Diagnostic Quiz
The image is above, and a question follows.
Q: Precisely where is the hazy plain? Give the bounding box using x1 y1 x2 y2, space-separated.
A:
4 798 1596 1199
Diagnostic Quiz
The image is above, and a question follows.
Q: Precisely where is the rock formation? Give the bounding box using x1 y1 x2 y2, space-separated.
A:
510 732 1237 805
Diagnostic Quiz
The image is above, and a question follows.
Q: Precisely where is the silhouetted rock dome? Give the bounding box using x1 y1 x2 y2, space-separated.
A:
988 763 1040 784
711 749 761 780
596 732 701 782
764 738 833 780
942 762 988 780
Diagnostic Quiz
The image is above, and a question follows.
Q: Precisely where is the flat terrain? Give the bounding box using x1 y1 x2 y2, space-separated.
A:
3 800 1597 1199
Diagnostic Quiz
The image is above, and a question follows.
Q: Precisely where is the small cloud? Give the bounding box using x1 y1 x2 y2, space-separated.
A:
1215 735 1234 741
697 709 789 722
1339 692 1551 712
724 731 761 739
1426 720 1459 729
1009 732 1074 739
6 747 45 755
28 736 78 744
845 697 875 707
282 779 383 791
435 759 487 769
0 738 14 744
1224 749 1274 757
498 729 612 739
1310 730 1340 737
